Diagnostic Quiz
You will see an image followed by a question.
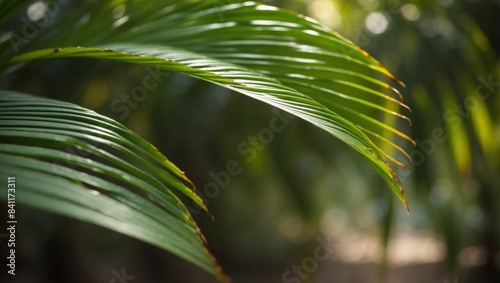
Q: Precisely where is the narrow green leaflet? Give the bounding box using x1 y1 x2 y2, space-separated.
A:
0 91 227 282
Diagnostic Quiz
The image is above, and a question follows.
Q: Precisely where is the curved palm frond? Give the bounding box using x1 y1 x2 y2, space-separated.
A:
0 91 226 282
5 0 412 210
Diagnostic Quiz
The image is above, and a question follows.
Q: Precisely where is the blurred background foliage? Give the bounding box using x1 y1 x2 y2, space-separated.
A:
1 0 499 282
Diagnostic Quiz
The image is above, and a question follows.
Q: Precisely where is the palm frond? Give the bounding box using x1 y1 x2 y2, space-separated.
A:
0 91 226 282
5 0 412 211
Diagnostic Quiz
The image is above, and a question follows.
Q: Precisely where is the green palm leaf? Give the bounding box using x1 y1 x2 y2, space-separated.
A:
9 42 410 211
0 91 226 281
5 0 412 210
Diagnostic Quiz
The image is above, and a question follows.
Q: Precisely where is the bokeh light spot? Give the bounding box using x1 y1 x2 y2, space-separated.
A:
27 1 47 22
401 4 420 21
309 0 342 29
365 12 389 35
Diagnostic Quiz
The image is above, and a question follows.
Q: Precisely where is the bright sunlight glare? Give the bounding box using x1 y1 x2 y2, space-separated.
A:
309 0 342 29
